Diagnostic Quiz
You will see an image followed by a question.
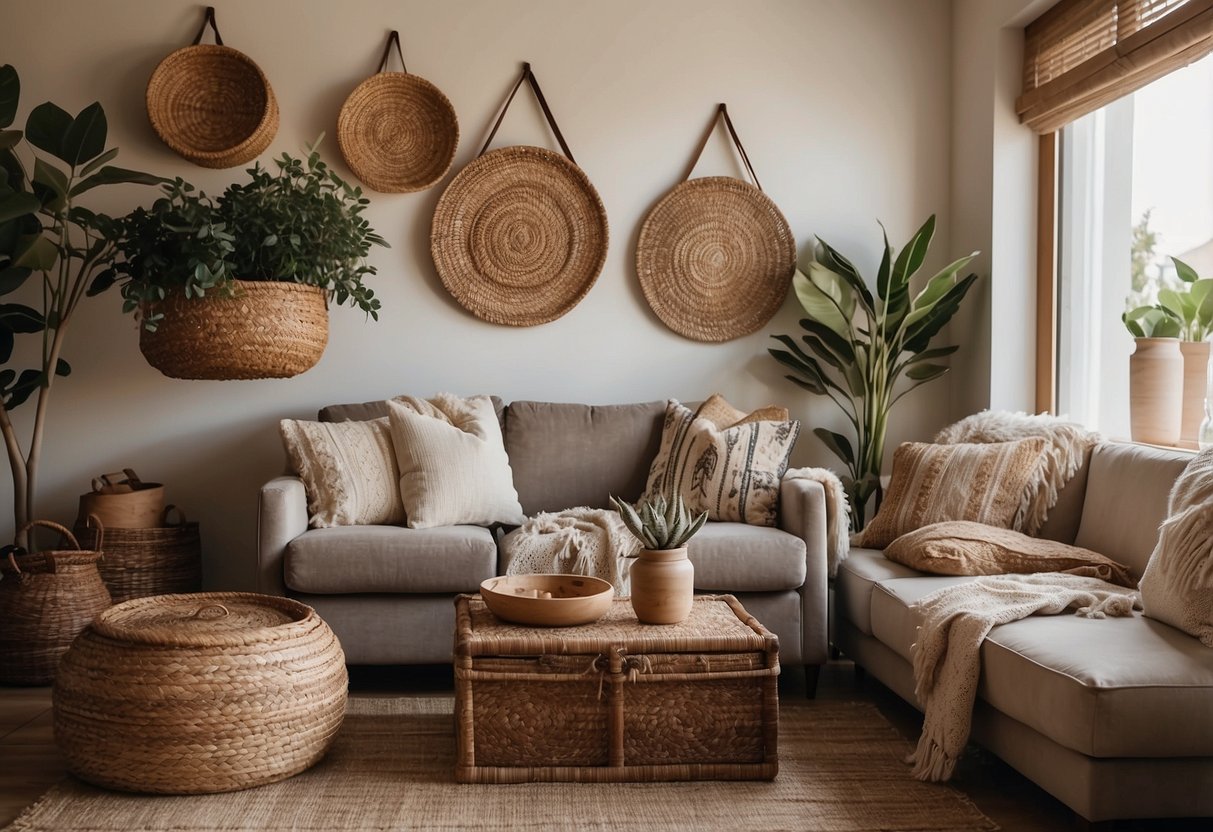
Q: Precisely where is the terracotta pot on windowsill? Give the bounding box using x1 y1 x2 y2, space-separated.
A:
1129 337 1183 446
1179 340 1211 446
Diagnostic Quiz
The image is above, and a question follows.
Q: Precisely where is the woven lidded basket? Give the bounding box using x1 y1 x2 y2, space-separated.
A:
74 508 201 604
53 592 348 794
146 8 278 169
139 280 329 380
0 521 111 686
338 31 459 193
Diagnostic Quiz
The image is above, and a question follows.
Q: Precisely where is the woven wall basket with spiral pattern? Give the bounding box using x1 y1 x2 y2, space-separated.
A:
636 104 795 342
338 31 459 193
431 64 608 326
139 281 329 381
53 592 348 794
146 7 278 169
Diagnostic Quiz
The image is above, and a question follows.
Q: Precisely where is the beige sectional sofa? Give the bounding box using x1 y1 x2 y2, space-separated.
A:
258 399 829 691
836 440 1213 823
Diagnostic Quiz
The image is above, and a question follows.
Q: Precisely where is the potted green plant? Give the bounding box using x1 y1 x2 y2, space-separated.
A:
1122 284 1190 447
99 142 389 380
0 65 162 547
768 216 979 529
1159 257 1213 444
611 493 706 624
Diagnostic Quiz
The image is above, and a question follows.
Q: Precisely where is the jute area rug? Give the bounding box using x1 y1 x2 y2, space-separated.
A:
5 697 996 832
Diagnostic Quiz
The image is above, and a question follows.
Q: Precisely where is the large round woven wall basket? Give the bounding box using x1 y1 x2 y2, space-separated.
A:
53 592 348 794
146 43 279 169
338 72 459 193
139 281 328 381
637 176 795 342
431 145 609 326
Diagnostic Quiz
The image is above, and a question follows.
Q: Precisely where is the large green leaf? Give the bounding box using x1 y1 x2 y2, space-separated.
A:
69 165 163 197
905 363 949 381
875 224 893 301
1123 306 1181 338
0 130 20 151
1192 279 1213 333
812 427 855 467
817 239 874 314
32 157 69 210
60 102 107 167
902 344 958 365
79 147 118 177
807 261 857 320
798 317 854 364
1157 288 1193 325
12 235 57 271
5 368 43 409
0 266 31 295
910 253 978 313
24 102 72 160
1172 256 1200 284
0 66 17 130
902 273 979 353
0 329 11 363
793 268 850 339
0 303 44 333
891 215 936 288
769 347 829 395
0 191 38 225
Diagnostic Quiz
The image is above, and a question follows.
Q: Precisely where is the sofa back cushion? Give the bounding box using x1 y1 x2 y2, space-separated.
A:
505 400 665 515
319 396 505 426
1034 443 1093 544
1073 441 1191 578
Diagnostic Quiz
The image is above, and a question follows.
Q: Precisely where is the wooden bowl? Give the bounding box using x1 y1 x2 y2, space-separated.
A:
479 575 613 627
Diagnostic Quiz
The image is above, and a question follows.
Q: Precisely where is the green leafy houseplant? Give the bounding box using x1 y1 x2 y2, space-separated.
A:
0 65 161 546
1122 256 1213 342
611 493 707 550
98 142 388 329
769 216 980 529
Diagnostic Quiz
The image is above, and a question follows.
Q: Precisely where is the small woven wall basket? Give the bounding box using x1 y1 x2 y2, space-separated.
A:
338 31 459 193
0 521 112 687
431 64 608 326
139 280 329 380
53 592 348 795
74 508 201 605
146 7 278 169
636 105 795 342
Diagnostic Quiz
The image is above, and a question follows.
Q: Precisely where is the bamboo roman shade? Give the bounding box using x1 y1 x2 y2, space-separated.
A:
1018 0 1213 132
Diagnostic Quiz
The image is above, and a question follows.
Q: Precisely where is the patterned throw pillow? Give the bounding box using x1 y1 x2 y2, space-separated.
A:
280 417 405 528
642 399 800 526
858 439 1049 549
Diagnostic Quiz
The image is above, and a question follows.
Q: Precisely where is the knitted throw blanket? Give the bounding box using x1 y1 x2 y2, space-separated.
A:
502 507 640 594
907 573 1141 782
783 467 851 576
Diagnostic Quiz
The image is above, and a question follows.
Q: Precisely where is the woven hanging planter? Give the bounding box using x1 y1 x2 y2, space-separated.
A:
431 63 608 326
139 280 329 381
146 7 278 169
53 592 347 794
636 104 795 342
338 31 459 193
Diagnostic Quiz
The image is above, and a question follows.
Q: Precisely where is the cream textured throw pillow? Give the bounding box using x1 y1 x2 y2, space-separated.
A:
280 417 404 528
859 439 1049 549
642 399 800 526
387 394 524 529
1140 448 1213 646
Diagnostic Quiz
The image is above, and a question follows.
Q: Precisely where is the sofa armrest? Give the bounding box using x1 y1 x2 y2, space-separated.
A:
779 477 829 666
258 476 308 596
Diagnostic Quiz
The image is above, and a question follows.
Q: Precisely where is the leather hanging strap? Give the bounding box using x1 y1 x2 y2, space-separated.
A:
683 103 762 191
478 62 576 164
191 6 224 46
377 30 407 74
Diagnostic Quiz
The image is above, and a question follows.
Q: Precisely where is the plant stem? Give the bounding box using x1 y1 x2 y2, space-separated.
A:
0 404 28 548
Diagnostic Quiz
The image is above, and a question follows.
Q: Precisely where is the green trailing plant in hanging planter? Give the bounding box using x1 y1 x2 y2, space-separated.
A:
768 216 980 530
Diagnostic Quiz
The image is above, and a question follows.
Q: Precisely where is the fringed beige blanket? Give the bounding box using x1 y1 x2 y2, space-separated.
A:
907 573 1141 782
502 507 640 594
783 467 851 576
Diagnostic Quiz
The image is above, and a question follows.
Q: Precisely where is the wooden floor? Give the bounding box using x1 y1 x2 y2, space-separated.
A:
0 661 1205 831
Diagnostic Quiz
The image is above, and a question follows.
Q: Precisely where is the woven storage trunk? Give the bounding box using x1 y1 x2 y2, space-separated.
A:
74 510 201 604
53 592 347 794
454 593 779 783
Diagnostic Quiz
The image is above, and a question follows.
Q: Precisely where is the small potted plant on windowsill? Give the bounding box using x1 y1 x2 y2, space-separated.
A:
98 141 388 380
1156 256 1213 445
1122 303 1183 446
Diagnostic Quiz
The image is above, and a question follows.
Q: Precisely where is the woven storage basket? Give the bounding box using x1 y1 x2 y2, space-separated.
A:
139 280 328 380
53 592 348 794
76 469 164 530
636 104 795 342
74 508 201 604
431 64 607 326
146 8 278 169
0 521 111 686
338 31 459 193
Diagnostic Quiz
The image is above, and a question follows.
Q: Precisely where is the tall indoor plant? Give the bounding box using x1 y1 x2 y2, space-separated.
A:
0 65 161 546
769 216 979 528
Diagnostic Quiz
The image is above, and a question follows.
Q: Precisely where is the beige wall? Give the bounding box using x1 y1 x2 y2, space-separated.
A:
0 0 954 589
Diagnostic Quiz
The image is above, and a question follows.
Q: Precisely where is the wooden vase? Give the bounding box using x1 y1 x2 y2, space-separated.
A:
1129 337 1183 446
1180 341 1211 447
629 547 694 625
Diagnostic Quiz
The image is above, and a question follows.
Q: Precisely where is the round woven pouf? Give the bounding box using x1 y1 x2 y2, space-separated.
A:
146 44 278 169
431 145 609 326
636 176 795 342
53 592 347 795
338 72 459 193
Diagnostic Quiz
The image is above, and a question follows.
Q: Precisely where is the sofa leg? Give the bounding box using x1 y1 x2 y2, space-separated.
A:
804 664 821 699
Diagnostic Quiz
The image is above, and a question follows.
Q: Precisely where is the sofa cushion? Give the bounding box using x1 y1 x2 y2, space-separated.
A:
836 548 926 634
284 525 496 594
871 575 1213 757
504 400 666 515
319 395 506 426
687 522 806 591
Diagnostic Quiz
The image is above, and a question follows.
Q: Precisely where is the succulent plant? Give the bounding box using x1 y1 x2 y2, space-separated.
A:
610 493 708 550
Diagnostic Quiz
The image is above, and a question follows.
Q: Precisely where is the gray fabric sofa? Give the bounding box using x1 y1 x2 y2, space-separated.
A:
258 399 829 691
836 440 1212 823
